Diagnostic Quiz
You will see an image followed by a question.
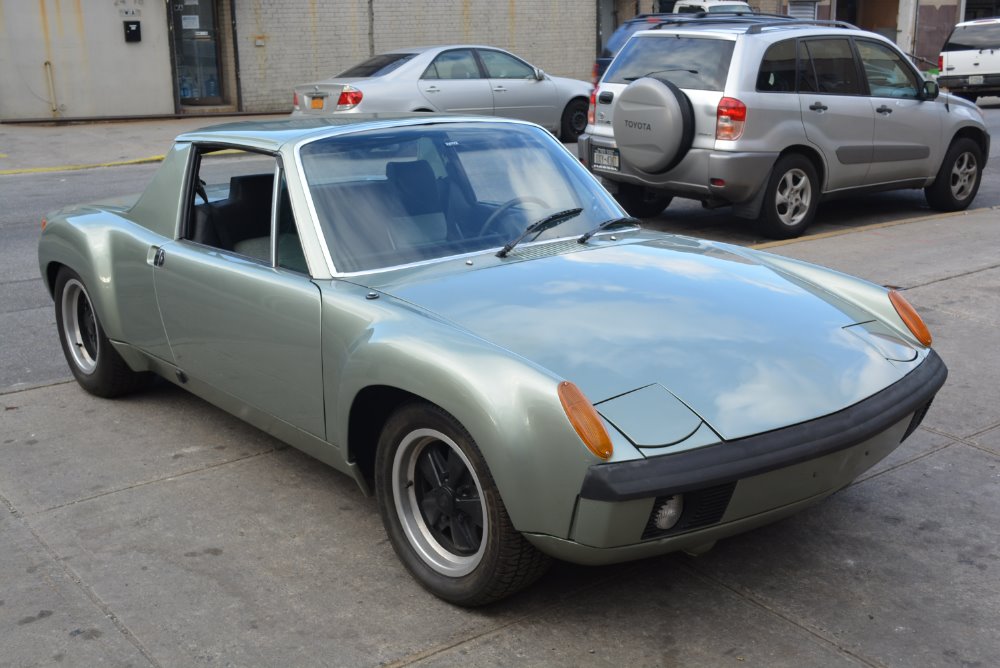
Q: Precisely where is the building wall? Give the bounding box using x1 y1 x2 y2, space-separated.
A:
0 0 175 120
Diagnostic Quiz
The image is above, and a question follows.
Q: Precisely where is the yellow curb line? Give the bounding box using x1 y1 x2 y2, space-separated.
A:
750 208 985 250
0 154 166 175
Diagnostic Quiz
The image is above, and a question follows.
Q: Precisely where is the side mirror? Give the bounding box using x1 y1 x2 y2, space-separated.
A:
534 67 546 81
921 79 940 100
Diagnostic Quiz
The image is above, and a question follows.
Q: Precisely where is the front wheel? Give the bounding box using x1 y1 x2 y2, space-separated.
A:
925 138 983 211
560 98 589 142
375 402 549 606
613 183 672 218
757 153 819 239
53 267 147 397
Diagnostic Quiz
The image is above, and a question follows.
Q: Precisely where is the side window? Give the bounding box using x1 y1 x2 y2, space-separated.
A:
757 39 798 93
856 40 920 99
478 50 535 79
187 148 277 264
801 38 862 95
275 173 308 274
422 49 481 80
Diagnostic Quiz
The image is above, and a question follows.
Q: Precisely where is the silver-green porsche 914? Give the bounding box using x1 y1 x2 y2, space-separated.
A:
38 115 947 606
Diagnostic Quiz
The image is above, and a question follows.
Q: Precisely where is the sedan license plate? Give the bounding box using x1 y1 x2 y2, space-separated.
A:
592 147 620 172
968 75 984 85
310 97 325 110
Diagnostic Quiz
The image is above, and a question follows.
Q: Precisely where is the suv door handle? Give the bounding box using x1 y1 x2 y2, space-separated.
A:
808 102 828 112
492 86 507 92
876 105 893 115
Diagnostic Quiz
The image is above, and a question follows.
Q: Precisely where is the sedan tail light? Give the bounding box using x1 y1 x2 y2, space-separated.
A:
716 97 747 141
336 86 363 111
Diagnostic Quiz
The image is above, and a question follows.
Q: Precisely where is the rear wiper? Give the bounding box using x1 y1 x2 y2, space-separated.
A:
578 216 641 244
624 68 698 81
496 208 583 258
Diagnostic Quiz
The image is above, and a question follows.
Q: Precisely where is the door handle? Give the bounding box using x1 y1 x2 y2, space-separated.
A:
424 86 440 93
492 86 506 92
808 102 828 112
876 105 893 115
153 247 165 267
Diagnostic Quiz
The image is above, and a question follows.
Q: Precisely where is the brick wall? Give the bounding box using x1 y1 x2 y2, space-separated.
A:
234 0 595 113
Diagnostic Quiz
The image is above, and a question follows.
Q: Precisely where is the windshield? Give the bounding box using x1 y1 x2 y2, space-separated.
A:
338 53 415 77
604 34 735 90
298 123 622 273
943 23 1000 51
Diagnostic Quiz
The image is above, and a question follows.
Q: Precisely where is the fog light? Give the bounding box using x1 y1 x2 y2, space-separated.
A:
653 495 684 530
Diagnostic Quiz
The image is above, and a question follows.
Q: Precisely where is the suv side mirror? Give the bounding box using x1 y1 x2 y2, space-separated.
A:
921 79 940 100
534 67 546 81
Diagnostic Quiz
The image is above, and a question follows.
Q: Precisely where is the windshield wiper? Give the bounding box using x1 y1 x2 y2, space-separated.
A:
496 208 584 258
624 68 698 81
578 216 641 244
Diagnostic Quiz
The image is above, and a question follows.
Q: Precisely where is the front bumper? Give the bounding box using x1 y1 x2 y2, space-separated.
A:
526 350 947 565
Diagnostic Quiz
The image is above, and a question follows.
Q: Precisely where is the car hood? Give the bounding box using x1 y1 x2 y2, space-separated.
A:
378 237 916 441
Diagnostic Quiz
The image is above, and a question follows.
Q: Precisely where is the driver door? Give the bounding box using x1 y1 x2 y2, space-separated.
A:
152 147 325 437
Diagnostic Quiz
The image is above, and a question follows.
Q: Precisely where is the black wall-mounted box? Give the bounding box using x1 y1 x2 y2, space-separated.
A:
124 21 141 43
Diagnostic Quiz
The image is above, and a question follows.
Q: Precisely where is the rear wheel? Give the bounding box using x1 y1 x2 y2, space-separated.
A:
925 137 983 211
54 267 147 397
375 402 549 606
613 183 672 218
757 154 819 239
560 98 589 142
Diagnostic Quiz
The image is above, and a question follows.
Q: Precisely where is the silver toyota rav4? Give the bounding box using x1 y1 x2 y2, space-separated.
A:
580 19 991 238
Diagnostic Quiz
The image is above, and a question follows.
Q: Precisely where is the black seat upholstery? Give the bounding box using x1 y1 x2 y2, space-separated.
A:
384 160 448 245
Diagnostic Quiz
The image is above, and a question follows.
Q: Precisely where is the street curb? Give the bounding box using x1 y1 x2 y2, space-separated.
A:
750 207 993 250
0 155 166 176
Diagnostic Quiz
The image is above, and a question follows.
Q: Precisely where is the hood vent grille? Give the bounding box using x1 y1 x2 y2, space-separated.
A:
510 239 586 261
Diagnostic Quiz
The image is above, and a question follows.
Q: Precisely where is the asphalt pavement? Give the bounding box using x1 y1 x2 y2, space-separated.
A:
1 116 999 667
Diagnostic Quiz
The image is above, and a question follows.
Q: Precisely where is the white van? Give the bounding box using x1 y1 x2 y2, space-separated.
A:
673 1 753 13
938 17 1000 103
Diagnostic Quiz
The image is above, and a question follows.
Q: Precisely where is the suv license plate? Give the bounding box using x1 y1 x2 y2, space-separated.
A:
592 147 620 172
968 75 984 85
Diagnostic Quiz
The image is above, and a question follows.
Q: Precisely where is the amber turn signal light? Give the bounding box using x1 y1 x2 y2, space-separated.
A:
888 289 932 347
558 381 613 460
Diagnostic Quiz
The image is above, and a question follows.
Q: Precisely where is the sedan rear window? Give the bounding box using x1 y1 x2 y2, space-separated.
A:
942 22 1000 51
338 53 415 77
604 35 735 91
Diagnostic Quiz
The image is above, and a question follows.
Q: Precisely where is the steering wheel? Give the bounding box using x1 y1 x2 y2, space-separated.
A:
478 196 550 237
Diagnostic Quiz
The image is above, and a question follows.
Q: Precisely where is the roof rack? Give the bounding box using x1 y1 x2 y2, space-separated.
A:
746 19 859 34
647 12 794 30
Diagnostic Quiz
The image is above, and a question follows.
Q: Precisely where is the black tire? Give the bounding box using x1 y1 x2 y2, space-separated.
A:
757 153 819 239
925 137 983 212
613 182 672 218
560 98 589 142
374 401 550 606
53 267 147 398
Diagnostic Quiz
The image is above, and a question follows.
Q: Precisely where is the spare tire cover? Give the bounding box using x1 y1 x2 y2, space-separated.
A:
612 77 694 174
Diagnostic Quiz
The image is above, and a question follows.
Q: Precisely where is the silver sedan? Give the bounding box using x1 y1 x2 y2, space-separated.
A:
292 45 593 141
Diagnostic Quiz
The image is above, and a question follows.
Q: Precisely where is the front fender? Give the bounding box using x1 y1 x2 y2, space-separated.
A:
318 279 640 539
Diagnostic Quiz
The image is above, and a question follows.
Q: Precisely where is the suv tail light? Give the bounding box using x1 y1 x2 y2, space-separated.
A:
588 88 596 126
716 97 746 141
591 62 599 87
336 86 363 110
938 54 943 72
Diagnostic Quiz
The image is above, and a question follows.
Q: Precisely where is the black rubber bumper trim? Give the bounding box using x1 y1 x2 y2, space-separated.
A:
581 350 947 502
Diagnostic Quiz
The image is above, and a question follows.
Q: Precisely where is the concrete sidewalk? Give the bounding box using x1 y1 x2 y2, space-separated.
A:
0 115 287 174
2 207 998 666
